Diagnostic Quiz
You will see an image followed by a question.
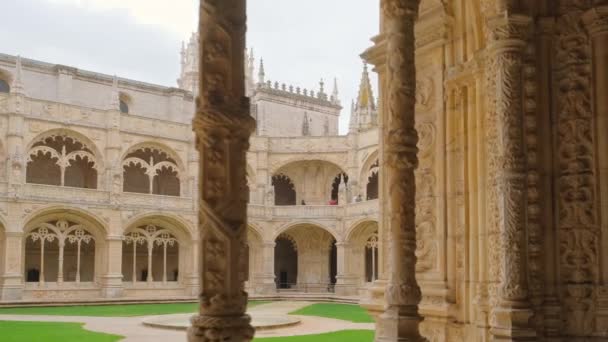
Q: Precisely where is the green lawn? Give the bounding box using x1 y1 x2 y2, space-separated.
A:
289 303 374 323
0 321 122 342
254 330 374 341
0 301 269 317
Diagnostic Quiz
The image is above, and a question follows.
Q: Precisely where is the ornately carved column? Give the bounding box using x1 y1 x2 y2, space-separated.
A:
188 0 255 341
374 1 425 341
486 14 536 340
583 6 608 335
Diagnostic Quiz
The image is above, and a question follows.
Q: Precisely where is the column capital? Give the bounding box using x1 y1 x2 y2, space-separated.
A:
487 14 531 52
583 6 608 36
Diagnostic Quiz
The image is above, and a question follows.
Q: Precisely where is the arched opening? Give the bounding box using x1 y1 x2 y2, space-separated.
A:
24 220 97 284
0 79 10 93
123 146 180 196
26 135 98 189
272 174 296 205
122 224 180 284
366 159 379 200
274 160 346 205
275 224 336 292
119 93 131 114
346 220 379 286
274 236 297 289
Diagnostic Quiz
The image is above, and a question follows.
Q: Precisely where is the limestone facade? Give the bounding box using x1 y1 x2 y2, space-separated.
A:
0 46 381 301
188 0 608 341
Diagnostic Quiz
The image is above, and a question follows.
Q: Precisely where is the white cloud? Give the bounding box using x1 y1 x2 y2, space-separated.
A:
45 0 198 38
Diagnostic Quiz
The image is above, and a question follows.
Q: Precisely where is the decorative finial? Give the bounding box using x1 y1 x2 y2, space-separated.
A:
109 75 120 110
319 78 325 93
331 78 339 104
258 58 266 85
12 55 26 95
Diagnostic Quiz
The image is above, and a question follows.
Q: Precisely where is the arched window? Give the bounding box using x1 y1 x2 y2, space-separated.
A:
119 100 129 114
123 147 180 196
26 135 98 188
365 233 379 282
366 159 379 200
122 225 179 284
272 174 296 205
0 79 9 93
25 220 96 284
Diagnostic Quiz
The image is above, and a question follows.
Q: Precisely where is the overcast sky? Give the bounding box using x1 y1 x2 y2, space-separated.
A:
0 0 379 133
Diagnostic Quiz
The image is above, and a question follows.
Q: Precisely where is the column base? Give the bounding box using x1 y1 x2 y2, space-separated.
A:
375 305 427 342
100 274 123 298
188 314 254 342
490 302 536 341
360 279 387 319
0 274 24 301
184 275 200 297
334 275 359 296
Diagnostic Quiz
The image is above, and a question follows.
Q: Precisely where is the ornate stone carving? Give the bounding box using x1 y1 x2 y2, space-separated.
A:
485 13 535 339
375 0 426 341
188 0 255 341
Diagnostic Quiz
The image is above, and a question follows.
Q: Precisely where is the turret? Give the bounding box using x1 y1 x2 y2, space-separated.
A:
349 62 378 133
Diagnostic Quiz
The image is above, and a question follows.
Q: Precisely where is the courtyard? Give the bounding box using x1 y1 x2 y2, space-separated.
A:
0 301 374 342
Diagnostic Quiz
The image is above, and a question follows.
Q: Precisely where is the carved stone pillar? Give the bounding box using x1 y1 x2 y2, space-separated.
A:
486 14 536 340
335 242 357 296
583 6 608 336
255 242 276 295
374 0 425 341
0 232 23 300
188 0 255 341
101 235 124 298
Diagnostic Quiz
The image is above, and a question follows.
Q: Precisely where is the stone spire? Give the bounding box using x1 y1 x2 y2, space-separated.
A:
350 63 378 132
11 56 26 95
349 99 358 133
317 78 327 100
258 58 266 85
330 78 340 105
356 63 375 110
245 48 255 96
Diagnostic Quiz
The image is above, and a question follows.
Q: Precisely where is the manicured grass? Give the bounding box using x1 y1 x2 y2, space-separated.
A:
0 301 269 317
289 303 374 323
254 330 374 341
0 321 122 342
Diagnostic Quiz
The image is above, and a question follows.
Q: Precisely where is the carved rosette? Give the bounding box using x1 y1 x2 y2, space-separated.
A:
189 1 255 341
375 0 426 341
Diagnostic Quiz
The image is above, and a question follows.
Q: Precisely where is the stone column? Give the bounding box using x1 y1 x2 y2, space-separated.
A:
255 242 276 294
0 232 24 300
486 14 536 340
334 242 357 296
101 235 124 298
583 6 608 335
374 0 425 341
188 0 255 341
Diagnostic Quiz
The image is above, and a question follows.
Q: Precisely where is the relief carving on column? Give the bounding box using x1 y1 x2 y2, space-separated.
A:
484 12 536 338
189 0 255 341
375 0 425 341
415 121 436 273
554 2 599 336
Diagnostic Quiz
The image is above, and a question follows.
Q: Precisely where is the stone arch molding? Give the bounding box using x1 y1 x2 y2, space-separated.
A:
23 206 109 238
122 212 196 242
121 142 186 173
270 155 347 176
273 221 340 242
345 218 379 243
26 129 105 169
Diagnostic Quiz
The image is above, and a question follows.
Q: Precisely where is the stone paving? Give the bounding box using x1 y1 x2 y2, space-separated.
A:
0 301 375 341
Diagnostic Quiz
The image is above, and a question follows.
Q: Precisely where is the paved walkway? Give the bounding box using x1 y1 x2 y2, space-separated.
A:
0 301 375 341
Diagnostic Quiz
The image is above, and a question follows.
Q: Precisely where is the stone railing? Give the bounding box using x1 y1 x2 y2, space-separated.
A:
13 183 194 211
247 200 379 221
